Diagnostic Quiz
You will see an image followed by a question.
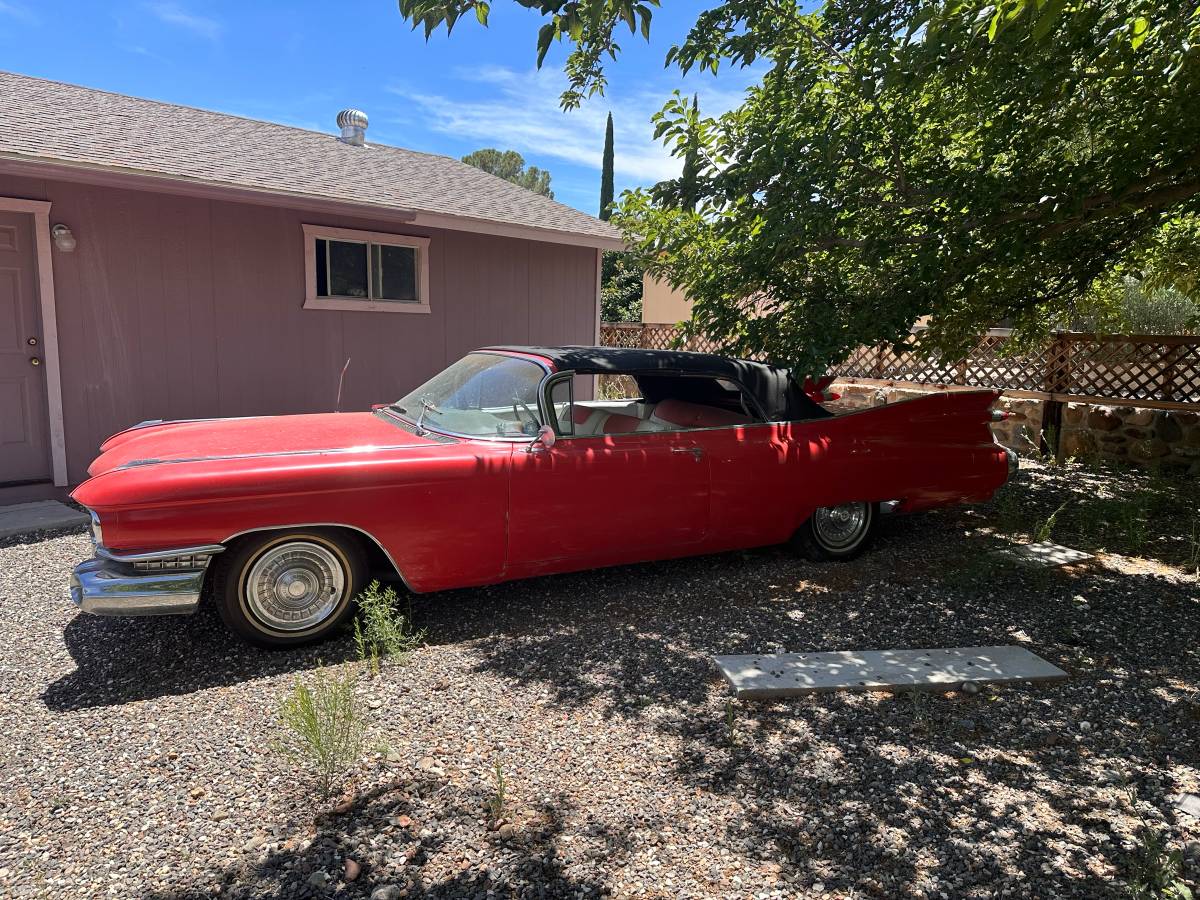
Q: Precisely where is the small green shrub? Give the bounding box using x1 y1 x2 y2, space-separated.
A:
1040 424 1063 465
994 486 1027 536
1118 501 1149 554
724 699 738 745
905 689 932 734
1125 823 1194 900
487 759 507 822
276 665 366 797
1035 500 1070 542
353 580 424 673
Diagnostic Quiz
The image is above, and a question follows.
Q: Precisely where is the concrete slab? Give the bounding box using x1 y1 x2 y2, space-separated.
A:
1171 793 1200 819
1001 541 1094 568
0 500 88 539
713 645 1068 699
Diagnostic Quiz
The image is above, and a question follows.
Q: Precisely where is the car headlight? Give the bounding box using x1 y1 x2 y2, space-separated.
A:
88 511 104 548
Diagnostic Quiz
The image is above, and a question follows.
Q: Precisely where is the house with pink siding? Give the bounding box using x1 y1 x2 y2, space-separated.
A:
0 72 623 501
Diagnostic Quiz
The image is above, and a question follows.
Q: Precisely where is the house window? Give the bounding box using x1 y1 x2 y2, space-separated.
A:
302 224 430 313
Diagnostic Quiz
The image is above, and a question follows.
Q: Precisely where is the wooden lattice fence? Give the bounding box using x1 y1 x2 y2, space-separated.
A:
599 323 1200 411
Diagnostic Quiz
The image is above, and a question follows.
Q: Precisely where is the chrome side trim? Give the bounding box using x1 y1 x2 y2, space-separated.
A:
115 441 446 470
96 544 225 563
69 558 205 616
221 523 416 593
124 415 254 431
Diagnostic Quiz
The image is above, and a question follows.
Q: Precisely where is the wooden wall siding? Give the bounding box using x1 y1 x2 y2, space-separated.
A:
0 173 599 484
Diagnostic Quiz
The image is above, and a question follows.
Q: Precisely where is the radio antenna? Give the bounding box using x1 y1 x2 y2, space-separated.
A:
335 357 351 412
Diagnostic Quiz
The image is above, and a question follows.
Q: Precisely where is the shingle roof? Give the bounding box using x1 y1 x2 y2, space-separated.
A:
0 71 623 247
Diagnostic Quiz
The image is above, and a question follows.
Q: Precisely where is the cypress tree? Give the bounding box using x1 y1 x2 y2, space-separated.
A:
599 112 615 220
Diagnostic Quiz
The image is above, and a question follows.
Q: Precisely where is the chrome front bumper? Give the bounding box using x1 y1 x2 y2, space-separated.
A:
69 545 223 617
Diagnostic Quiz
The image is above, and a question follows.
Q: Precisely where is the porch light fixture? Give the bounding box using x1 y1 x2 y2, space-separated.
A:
51 223 76 252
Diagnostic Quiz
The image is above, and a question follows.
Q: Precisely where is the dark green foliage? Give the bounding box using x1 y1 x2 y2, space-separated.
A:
399 0 661 109
600 250 643 321
404 1 1200 375
677 94 700 212
461 148 554 198
599 112 615 220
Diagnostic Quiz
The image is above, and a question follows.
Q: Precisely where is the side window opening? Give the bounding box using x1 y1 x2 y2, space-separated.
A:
548 375 575 436
561 373 760 437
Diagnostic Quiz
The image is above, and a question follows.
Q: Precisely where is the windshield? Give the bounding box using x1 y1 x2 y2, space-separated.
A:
390 352 546 438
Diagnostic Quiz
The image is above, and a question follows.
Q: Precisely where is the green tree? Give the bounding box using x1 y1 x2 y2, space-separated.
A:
595 110 643 319
601 251 643 322
1076 214 1200 334
461 148 554 198
599 112 615 220
677 94 700 212
403 1 1200 374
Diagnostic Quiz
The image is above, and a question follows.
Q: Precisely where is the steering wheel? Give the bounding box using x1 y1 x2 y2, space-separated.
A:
512 395 540 435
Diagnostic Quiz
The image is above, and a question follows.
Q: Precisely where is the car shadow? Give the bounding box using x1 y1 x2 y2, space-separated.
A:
42 602 359 712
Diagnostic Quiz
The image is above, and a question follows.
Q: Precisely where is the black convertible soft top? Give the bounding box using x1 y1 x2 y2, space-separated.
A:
485 345 830 422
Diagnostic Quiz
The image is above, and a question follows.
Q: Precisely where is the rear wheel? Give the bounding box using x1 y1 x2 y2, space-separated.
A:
796 501 878 561
211 529 366 648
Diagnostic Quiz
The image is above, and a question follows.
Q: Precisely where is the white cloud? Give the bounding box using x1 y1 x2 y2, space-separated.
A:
144 2 222 40
0 1 38 24
387 65 759 188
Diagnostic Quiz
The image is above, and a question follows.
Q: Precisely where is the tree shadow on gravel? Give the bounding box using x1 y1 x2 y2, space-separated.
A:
137 773 615 899
42 602 360 712
419 511 1198 897
657 680 1199 898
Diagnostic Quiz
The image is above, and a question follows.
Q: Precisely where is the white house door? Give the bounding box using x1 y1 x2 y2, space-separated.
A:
0 210 51 485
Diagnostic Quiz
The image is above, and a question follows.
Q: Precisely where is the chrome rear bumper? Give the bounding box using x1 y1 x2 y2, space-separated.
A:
69 545 223 616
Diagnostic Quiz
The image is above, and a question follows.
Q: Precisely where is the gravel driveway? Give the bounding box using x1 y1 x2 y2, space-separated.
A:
1 460 1197 899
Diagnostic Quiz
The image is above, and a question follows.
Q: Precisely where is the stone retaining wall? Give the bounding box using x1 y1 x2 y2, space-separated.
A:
828 382 1200 475
1060 404 1200 473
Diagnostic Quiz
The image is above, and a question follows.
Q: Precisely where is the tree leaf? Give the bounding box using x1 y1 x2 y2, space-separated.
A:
1030 0 1066 42
535 21 556 68
1131 16 1150 49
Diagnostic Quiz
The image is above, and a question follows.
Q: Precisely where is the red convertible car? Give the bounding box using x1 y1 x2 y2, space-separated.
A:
70 346 1015 646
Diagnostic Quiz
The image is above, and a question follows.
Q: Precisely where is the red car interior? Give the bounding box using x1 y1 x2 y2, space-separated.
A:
570 399 753 436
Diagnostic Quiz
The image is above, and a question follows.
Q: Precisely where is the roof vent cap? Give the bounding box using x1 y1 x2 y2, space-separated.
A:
336 109 368 146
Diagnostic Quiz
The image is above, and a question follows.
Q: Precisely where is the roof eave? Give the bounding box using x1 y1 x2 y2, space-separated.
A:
0 151 628 251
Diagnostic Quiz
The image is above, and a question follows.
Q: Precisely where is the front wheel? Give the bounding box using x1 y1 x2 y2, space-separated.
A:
795 501 878 561
211 529 366 648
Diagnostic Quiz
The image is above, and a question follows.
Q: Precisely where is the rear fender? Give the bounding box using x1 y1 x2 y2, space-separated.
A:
804 389 1008 514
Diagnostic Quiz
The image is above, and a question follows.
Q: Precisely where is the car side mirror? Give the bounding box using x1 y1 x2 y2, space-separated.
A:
526 423 557 453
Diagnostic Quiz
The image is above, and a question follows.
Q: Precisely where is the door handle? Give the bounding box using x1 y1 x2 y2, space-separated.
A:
671 447 703 460
29 356 41 367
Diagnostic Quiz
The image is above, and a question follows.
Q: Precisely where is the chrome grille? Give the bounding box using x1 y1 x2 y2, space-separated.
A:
131 553 215 572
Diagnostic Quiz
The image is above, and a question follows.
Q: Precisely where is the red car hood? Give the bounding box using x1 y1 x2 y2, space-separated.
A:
88 412 437 477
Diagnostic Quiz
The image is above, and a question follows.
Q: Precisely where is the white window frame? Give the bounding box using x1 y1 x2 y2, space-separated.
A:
302 224 431 314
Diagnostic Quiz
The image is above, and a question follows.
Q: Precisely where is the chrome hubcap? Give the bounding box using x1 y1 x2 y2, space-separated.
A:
812 502 869 550
244 541 345 632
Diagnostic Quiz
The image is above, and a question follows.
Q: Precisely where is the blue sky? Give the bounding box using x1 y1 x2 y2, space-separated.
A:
0 1 762 215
